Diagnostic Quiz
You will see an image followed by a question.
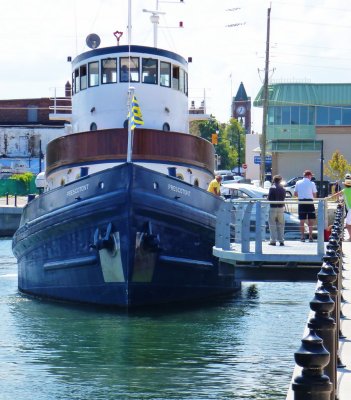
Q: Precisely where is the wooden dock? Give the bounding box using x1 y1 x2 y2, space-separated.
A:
214 239 325 264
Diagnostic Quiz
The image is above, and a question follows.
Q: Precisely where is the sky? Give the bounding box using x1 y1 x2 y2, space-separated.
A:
1 0 351 133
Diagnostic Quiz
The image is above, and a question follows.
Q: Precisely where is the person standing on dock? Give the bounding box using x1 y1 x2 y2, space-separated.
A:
267 175 286 246
332 176 351 241
294 170 317 242
207 175 222 196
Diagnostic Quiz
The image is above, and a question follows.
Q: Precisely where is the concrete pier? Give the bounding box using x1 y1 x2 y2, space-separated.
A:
0 196 27 236
337 241 351 398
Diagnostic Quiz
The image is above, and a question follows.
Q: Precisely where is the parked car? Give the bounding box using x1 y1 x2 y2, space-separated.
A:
221 174 245 184
283 176 318 197
284 176 303 187
221 182 301 240
214 170 232 177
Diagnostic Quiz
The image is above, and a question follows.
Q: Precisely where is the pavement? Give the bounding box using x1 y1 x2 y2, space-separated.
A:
283 239 351 399
338 240 351 398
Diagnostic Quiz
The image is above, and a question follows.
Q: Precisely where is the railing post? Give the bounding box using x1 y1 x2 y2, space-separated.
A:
14 193 17 207
292 330 332 399
255 201 262 254
317 199 325 255
308 287 336 399
215 202 232 251
241 201 253 253
6 192 9 205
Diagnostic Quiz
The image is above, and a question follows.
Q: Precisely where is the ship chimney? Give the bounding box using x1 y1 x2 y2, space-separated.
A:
65 81 72 97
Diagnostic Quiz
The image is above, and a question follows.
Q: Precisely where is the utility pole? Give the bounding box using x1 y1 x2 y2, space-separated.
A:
260 6 271 187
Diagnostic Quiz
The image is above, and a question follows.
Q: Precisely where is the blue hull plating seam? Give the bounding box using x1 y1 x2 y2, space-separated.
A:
12 164 240 307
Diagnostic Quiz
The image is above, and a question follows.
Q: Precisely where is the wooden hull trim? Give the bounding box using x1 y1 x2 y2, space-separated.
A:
46 128 215 175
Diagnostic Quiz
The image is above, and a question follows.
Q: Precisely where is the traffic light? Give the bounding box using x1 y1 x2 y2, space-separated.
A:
211 133 218 145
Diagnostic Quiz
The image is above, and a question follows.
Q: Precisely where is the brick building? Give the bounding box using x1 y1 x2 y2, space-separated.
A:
0 85 71 175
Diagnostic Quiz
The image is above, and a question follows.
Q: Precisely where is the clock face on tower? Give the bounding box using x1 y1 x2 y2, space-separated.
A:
236 106 246 116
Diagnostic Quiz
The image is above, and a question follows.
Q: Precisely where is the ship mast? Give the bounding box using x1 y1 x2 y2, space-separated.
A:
143 1 166 47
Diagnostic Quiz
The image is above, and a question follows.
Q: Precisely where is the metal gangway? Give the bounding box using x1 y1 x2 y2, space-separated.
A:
213 198 336 279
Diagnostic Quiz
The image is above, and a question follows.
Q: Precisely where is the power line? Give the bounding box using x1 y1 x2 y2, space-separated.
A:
273 16 351 29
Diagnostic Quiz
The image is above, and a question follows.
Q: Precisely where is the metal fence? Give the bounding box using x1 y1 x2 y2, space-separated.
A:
0 177 38 196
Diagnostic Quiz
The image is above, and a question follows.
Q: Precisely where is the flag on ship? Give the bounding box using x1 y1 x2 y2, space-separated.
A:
129 95 144 130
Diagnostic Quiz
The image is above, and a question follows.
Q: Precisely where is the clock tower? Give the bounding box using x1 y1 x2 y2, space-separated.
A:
232 82 251 134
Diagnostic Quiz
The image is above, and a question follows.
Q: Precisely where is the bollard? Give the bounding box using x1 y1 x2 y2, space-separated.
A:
326 231 347 368
318 258 341 373
292 330 332 400
308 287 336 399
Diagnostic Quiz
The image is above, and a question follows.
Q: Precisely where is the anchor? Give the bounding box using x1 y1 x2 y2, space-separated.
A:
140 221 160 253
90 222 115 251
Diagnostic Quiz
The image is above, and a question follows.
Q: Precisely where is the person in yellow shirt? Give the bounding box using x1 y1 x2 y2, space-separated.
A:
207 175 222 195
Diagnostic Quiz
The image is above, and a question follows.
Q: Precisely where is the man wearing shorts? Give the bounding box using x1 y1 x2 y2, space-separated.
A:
294 170 317 242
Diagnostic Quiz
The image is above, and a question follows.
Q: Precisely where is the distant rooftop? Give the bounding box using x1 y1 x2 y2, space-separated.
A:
254 82 351 107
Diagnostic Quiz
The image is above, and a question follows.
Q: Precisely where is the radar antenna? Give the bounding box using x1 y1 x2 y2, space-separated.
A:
86 33 101 49
142 9 166 47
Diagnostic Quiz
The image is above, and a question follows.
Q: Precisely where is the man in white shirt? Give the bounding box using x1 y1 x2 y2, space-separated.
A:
294 170 317 242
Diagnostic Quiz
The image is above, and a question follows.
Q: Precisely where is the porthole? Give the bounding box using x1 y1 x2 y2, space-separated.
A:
90 122 97 131
163 122 170 131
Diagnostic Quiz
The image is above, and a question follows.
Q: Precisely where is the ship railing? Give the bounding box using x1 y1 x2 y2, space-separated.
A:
49 87 72 121
215 197 333 256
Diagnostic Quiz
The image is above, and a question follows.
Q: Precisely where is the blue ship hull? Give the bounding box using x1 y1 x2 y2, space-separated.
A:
12 164 240 307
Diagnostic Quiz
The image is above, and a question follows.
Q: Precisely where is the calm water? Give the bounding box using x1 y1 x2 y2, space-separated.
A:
0 238 315 400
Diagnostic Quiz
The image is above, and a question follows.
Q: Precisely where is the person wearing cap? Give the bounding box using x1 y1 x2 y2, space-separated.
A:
294 170 318 242
267 175 286 246
207 175 222 196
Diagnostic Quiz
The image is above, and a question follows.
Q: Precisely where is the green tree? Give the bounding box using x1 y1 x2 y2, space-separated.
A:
222 118 245 172
197 117 245 171
10 172 34 191
324 150 351 181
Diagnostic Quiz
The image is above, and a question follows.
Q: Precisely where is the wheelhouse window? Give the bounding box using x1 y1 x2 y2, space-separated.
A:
101 58 117 84
74 68 80 93
88 61 99 87
120 57 139 82
142 58 157 84
72 72 75 94
179 68 185 93
172 65 179 90
80 65 87 90
160 61 171 87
